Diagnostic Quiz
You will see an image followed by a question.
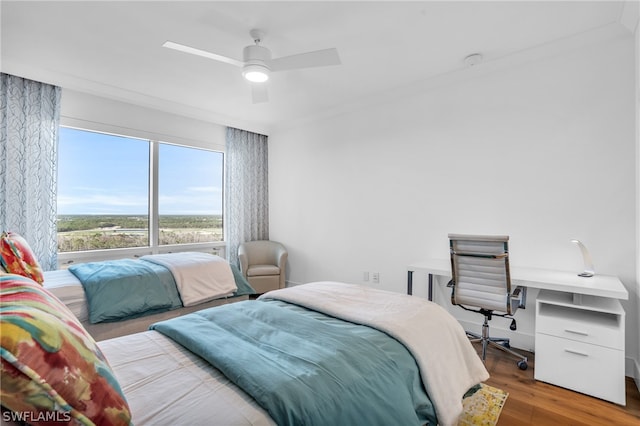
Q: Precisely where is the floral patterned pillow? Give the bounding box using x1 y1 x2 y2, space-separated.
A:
0 231 44 284
0 274 132 425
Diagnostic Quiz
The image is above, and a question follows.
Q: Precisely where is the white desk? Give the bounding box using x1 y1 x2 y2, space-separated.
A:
408 258 629 405
407 258 629 300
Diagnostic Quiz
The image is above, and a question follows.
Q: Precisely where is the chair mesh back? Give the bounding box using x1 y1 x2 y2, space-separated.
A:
449 234 511 313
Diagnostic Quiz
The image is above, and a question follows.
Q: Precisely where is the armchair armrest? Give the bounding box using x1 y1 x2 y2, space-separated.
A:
274 244 288 268
272 242 288 289
238 245 249 278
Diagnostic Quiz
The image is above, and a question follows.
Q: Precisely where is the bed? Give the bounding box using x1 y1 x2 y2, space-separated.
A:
42 252 255 341
0 233 253 341
1 277 489 426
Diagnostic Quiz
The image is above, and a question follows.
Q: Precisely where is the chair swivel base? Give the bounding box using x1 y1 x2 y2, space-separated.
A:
467 331 529 370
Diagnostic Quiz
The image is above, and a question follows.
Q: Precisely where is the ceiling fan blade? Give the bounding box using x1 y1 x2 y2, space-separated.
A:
162 41 244 68
251 84 269 104
268 48 341 72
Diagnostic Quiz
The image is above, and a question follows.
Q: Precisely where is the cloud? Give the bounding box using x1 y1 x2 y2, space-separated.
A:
58 194 147 207
185 186 222 194
58 187 223 215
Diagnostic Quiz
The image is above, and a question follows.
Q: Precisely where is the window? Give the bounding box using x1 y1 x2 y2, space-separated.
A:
158 143 224 245
57 127 224 254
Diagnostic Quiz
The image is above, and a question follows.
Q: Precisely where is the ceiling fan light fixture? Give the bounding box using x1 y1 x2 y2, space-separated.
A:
165 29 340 103
243 63 270 83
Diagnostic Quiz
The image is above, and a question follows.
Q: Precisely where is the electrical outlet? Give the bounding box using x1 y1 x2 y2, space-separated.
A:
372 272 380 284
363 271 369 282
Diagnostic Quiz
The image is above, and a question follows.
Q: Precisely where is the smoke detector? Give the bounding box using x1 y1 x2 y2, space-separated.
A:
464 53 483 67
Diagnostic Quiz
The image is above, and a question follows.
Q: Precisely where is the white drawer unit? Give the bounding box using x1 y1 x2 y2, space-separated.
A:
535 290 625 405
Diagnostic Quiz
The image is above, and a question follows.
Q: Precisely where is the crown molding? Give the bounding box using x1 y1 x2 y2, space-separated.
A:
273 22 631 134
620 0 639 34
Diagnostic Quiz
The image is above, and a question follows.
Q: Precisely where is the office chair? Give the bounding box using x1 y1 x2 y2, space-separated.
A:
448 234 528 370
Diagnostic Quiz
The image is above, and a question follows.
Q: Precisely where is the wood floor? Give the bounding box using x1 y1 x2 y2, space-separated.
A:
480 343 640 425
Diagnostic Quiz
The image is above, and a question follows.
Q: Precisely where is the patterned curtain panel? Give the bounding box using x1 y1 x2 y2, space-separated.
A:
0 73 61 271
225 127 269 266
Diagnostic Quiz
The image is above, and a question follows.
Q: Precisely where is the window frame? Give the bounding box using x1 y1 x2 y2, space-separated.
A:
56 124 226 266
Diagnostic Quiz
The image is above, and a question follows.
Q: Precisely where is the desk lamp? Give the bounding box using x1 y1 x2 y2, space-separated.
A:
571 239 594 277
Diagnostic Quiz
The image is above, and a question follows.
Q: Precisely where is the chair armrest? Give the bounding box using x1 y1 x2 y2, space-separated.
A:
275 245 288 289
238 245 249 277
275 245 288 268
509 286 527 314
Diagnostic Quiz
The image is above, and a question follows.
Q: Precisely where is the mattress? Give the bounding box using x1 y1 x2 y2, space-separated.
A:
42 269 88 321
99 330 276 425
42 270 248 341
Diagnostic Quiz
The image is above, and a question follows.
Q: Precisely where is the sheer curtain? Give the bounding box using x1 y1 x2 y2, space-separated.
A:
225 127 269 266
0 73 61 270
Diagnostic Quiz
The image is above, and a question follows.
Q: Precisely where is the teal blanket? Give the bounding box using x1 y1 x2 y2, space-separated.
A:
229 263 255 296
150 299 437 426
69 259 182 323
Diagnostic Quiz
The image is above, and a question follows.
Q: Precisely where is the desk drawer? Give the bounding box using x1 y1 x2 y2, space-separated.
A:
536 302 624 349
534 334 625 405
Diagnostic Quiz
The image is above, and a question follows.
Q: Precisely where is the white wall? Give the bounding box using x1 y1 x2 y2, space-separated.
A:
269 35 638 371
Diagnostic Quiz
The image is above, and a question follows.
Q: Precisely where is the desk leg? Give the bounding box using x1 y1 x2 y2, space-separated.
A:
407 271 413 295
428 273 433 301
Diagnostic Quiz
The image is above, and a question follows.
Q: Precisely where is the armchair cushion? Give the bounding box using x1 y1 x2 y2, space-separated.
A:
247 264 280 277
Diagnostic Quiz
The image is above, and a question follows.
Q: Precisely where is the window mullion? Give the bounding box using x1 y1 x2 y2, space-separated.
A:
149 140 159 251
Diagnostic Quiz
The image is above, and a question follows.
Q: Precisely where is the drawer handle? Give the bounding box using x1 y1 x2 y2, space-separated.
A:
564 348 589 357
564 329 589 336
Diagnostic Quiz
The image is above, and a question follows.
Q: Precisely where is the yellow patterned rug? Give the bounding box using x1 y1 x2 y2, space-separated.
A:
457 384 509 426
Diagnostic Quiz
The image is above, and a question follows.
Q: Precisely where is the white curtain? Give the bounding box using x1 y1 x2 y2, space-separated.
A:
225 127 269 266
0 73 61 270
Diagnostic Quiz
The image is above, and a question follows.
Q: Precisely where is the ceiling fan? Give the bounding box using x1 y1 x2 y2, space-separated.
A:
163 29 341 103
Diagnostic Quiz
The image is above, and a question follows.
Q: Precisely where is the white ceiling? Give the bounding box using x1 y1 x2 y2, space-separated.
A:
0 1 631 134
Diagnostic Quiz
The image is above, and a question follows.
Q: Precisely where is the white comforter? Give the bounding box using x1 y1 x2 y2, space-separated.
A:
100 331 275 425
261 281 489 426
141 252 237 306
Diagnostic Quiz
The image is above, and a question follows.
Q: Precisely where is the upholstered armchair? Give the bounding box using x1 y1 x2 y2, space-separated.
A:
238 240 288 294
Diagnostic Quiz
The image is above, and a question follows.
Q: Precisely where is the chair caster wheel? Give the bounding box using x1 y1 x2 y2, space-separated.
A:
517 360 528 370
510 318 517 331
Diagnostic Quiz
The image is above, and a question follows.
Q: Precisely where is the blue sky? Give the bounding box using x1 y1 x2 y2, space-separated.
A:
57 127 223 215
